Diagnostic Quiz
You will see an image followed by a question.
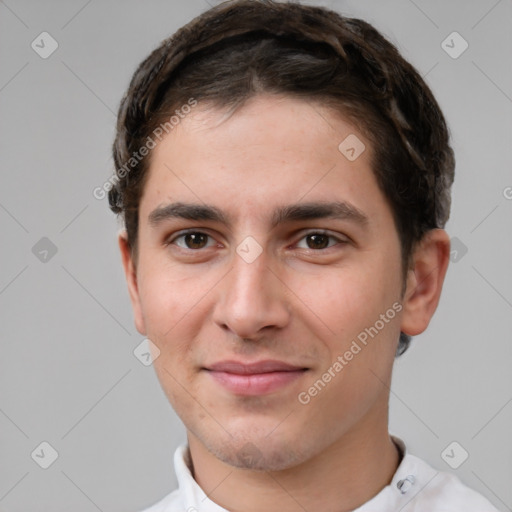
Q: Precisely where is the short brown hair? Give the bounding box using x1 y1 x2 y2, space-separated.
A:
109 0 455 356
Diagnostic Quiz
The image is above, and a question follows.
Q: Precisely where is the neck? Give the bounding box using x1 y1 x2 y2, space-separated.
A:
186 407 401 512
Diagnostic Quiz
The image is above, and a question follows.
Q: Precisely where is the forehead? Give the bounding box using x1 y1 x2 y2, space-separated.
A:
139 94 387 226
156 94 373 163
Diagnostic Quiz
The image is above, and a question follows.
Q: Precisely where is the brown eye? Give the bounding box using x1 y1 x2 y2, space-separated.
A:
305 234 330 249
296 232 345 251
171 231 215 250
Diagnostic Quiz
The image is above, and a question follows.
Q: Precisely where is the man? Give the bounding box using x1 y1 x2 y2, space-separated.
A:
110 1 499 510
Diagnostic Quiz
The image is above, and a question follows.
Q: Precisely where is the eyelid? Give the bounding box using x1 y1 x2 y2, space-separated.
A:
292 229 350 250
166 229 220 249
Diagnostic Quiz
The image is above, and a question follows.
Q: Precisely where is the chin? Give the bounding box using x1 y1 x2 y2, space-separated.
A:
198 426 312 471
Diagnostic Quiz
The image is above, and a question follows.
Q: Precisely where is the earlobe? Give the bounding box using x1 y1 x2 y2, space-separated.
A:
400 229 450 336
118 230 147 335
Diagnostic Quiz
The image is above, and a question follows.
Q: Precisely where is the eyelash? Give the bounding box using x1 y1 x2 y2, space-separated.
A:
166 229 348 252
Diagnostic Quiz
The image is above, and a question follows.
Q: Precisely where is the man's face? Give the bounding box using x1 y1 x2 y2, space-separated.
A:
123 95 406 470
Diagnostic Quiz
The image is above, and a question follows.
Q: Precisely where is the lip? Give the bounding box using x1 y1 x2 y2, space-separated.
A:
204 360 308 396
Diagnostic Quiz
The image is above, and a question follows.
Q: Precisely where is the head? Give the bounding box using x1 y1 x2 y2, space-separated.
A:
111 0 453 470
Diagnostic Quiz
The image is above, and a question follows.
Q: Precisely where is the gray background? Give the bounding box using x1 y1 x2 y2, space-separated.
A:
0 0 511 511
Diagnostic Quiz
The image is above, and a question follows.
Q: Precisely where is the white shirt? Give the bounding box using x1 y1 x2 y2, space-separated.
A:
140 436 499 512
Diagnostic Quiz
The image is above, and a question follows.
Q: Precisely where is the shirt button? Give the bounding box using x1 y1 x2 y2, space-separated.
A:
397 475 415 494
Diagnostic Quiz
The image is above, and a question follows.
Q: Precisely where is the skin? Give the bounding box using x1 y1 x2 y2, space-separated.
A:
119 94 450 512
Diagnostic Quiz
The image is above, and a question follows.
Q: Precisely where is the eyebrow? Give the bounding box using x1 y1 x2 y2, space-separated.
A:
148 200 369 229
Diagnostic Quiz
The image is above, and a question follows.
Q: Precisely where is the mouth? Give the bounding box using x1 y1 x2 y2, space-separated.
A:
203 360 309 396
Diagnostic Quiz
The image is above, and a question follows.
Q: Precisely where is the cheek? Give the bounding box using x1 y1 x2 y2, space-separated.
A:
136 268 193 352
136 262 219 380
138 275 171 334
289 257 403 378
290 260 399 337
137 254 206 323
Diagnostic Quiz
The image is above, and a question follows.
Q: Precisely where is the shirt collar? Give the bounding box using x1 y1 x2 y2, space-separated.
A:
174 444 227 511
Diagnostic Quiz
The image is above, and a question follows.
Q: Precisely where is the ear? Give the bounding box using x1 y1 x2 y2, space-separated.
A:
400 229 450 336
118 230 147 335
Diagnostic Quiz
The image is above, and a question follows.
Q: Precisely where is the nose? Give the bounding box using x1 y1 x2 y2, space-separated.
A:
212 245 291 340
